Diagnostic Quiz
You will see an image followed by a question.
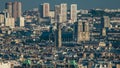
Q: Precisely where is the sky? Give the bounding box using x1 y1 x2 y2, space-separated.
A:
0 0 120 11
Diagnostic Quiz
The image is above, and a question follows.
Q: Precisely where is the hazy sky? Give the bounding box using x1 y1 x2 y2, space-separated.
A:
0 0 120 11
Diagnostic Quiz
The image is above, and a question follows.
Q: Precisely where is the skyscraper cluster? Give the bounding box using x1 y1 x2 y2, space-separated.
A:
0 1 24 28
38 3 78 47
39 3 78 23
5 1 22 20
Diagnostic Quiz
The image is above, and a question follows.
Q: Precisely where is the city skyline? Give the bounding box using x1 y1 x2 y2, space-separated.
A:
0 0 120 68
0 0 120 11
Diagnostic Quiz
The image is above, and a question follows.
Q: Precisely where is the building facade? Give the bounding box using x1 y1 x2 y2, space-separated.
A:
5 2 13 17
77 20 90 43
70 4 77 23
0 13 5 25
39 3 50 18
102 16 110 28
12 1 22 21
60 3 67 23
18 17 24 27
55 5 60 22
5 18 15 28
5 1 22 21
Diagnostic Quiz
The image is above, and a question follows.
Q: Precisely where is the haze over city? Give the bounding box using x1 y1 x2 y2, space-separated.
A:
0 0 120 11
0 0 120 68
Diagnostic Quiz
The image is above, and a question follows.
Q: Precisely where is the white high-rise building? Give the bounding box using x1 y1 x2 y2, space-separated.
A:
0 13 5 24
70 4 77 23
60 3 67 23
5 17 15 28
102 16 110 28
18 17 24 27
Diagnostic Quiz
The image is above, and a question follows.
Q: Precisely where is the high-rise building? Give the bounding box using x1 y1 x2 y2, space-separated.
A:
5 17 15 28
43 3 50 17
101 16 110 28
39 4 43 18
39 3 50 18
18 17 24 27
60 3 67 23
12 1 22 21
5 2 12 17
54 5 60 22
77 20 82 43
77 20 90 43
70 4 77 23
0 13 5 25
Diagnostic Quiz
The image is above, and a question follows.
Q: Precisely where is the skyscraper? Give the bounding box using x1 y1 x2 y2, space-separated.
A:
18 17 24 27
54 5 60 22
43 3 50 17
12 1 22 21
70 4 77 23
3 9 15 28
60 3 67 23
5 17 15 28
5 2 12 17
0 13 5 25
77 20 82 43
77 20 90 43
5 1 22 28
39 3 50 18
101 16 110 28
